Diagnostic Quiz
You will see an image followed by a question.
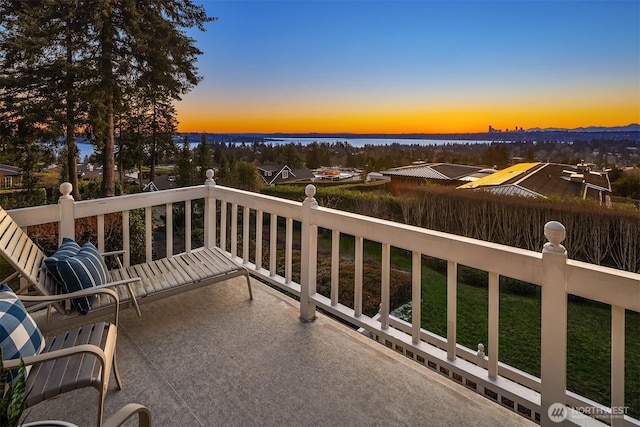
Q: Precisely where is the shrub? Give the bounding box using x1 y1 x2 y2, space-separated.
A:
457 265 488 288
0 189 46 209
501 277 539 296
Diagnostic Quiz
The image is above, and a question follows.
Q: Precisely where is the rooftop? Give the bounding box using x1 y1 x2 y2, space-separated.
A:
381 163 487 181
458 163 612 201
25 278 533 426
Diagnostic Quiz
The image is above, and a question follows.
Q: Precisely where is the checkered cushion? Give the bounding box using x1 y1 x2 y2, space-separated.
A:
55 242 109 315
0 284 45 379
44 237 81 284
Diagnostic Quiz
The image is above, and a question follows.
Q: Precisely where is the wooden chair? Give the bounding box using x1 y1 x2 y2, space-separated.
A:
3 287 122 426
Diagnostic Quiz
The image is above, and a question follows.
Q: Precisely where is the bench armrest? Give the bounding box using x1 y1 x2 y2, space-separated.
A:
102 250 126 257
20 287 120 327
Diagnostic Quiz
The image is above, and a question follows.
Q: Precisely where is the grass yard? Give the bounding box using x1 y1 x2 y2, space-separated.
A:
313 231 639 419
261 224 639 419
397 261 639 419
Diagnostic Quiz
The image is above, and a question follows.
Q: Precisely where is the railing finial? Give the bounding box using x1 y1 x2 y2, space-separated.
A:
304 184 317 204
477 343 485 357
543 221 566 254
205 169 216 186
59 182 74 200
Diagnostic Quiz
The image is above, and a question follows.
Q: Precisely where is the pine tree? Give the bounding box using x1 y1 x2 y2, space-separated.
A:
0 0 93 200
175 135 194 187
0 0 214 197
195 134 213 173
93 0 213 196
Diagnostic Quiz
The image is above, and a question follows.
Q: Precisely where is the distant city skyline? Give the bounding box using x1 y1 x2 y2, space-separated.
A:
176 1 640 134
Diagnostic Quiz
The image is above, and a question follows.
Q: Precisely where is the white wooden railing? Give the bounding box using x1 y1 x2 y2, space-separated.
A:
7 171 639 427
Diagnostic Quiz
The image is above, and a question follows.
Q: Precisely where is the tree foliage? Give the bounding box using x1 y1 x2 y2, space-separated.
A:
612 173 640 199
0 0 113 200
481 145 510 168
174 135 196 187
0 0 213 197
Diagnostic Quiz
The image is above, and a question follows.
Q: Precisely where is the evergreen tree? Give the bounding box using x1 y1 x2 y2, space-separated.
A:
0 0 94 200
524 146 536 162
93 0 213 197
175 135 194 187
195 133 213 172
481 145 510 169
234 161 262 192
0 0 214 198
305 142 322 169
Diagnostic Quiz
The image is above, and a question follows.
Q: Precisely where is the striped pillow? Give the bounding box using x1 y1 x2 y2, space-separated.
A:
44 237 81 285
0 284 45 379
55 242 109 314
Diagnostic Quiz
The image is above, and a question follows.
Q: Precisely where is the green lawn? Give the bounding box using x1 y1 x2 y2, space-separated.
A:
268 225 639 418
313 231 639 419
406 263 639 419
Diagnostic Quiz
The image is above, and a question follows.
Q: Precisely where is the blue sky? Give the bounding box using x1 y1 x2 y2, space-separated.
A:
177 0 640 133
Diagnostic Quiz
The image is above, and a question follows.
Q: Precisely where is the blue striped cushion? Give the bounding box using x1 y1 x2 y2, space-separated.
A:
55 243 109 314
0 284 45 379
44 237 81 284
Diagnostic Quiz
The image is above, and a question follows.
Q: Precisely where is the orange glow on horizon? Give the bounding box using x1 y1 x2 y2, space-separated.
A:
176 95 640 134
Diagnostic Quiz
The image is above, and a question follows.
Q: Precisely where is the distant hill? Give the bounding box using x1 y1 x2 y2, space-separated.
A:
527 124 639 132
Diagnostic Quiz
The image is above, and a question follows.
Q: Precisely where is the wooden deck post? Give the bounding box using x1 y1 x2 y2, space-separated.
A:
540 221 568 426
58 182 75 244
204 169 216 249
300 184 318 322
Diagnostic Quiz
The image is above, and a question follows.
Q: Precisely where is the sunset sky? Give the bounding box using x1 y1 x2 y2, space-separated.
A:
176 0 640 134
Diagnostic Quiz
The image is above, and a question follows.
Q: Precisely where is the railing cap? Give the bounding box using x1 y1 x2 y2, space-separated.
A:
59 182 73 200
205 169 216 186
543 221 566 254
304 184 317 206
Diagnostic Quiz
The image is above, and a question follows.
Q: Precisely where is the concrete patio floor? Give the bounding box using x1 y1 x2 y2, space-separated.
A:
24 277 536 426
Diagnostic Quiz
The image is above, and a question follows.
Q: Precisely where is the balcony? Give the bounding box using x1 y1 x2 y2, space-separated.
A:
22 277 532 426
6 172 640 426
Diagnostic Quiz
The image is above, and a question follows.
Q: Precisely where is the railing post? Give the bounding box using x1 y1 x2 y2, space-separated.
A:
58 182 75 244
204 169 216 249
540 221 568 426
300 184 318 322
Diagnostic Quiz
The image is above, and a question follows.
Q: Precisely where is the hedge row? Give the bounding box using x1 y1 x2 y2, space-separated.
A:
261 183 639 273
0 188 46 209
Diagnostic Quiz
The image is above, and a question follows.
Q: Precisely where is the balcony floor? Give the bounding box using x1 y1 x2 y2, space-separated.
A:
25 277 535 426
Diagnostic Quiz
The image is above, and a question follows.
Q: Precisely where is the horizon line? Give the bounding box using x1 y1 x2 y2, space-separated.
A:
175 123 640 136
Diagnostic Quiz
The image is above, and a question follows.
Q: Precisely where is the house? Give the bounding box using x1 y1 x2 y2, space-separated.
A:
142 181 159 192
381 163 494 196
0 164 22 188
77 163 122 181
140 175 176 191
77 163 103 180
365 172 391 182
257 164 315 186
313 168 362 182
458 162 612 203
